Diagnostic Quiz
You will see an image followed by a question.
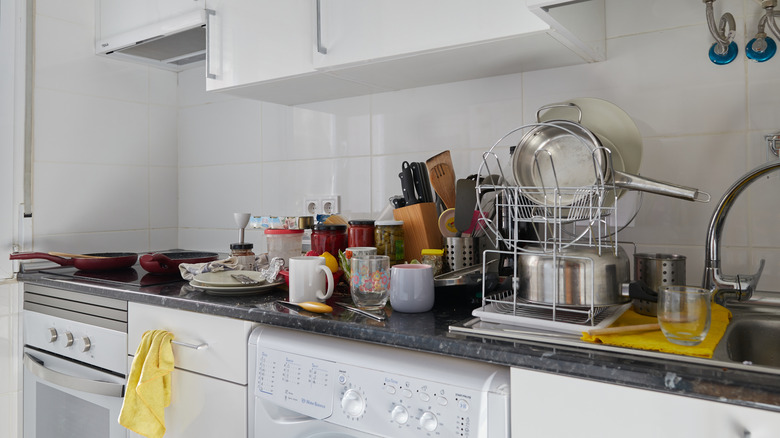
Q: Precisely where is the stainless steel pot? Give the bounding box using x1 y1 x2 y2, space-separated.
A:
516 246 632 307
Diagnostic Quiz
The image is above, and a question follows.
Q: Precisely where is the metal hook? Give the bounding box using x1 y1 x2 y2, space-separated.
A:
704 0 738 64
747 1 780 62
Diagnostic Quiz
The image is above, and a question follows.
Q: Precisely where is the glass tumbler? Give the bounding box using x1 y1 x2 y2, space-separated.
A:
349 255 391 310
657 286 712 346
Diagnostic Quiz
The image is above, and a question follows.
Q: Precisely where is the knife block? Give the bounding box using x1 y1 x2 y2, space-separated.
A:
393 202 442 262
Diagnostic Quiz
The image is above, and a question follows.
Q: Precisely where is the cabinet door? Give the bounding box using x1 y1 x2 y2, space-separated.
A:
510 368 780 438
314 0 548 69
127 365 247 438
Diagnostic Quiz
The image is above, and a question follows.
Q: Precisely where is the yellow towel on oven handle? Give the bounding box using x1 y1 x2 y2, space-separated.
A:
580 304 731 358
119 330 174 438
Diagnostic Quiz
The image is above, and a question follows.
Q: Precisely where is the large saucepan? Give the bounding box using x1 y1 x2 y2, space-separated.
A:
514 100 710 208
10 252 138 271
139 251 219 274
516 246 656 307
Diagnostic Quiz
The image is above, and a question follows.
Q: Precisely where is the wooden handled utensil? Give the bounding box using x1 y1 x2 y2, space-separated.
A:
48 252 109 259
426 151 457 209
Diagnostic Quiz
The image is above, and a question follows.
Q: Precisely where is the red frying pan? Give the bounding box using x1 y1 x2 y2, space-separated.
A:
139 251 219 274
10 252 138 272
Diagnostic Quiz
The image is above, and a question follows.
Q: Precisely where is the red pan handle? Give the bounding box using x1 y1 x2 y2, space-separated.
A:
149 253 174 267
9 252 75 266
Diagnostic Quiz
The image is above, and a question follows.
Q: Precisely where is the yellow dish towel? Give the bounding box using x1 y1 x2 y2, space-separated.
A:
119 330 175 438
581 304 731 358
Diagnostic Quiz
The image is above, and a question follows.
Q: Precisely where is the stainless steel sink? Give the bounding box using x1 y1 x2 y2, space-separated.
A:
713 293 780 369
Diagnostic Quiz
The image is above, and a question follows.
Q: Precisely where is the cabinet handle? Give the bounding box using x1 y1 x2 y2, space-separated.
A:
172 340 209 350
205 9 217 79
316 0 327 54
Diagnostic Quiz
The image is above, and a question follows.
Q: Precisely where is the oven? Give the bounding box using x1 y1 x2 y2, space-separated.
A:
22 284 129 438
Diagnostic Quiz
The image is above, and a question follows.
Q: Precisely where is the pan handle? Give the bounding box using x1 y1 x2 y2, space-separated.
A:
536 102 582 123
150 253 174 267
9 252 73 266
613 171 711 202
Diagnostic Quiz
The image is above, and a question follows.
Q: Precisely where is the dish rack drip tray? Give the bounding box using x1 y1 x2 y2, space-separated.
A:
473 291 631 335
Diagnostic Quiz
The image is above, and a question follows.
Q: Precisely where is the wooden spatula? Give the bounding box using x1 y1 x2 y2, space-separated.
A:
426 151 457 209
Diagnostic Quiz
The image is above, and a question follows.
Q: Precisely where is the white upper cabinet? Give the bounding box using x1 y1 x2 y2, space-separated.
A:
97 0 205 40
207 0 605 105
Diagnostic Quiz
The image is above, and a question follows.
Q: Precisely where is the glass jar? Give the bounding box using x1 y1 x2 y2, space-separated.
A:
348 219 375 248
230 243 256 270
264 229 304 267
311 224 348 256
421 248 444 276
374 220 404 265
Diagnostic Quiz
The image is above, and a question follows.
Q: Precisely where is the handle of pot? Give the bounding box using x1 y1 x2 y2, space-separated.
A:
612 171 711 202
621 280 658 302
535 103 582 123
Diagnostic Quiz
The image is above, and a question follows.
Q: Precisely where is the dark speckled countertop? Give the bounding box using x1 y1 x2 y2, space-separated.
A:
18 267 780 413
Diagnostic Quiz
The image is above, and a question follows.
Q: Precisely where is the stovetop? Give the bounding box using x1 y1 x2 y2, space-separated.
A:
37 264 185 288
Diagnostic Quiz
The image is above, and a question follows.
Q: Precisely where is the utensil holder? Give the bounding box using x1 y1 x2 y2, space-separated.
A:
633 253 686 316
393 202 442 263
445 236 480 271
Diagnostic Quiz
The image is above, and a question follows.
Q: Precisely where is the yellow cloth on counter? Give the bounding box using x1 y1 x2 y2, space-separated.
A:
119 330 175 438
581 304 731 358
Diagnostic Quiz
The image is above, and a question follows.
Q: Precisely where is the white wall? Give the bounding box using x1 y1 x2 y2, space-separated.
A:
178 0 780 292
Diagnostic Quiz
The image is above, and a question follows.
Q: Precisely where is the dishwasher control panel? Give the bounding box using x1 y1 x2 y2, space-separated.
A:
250 325 510 438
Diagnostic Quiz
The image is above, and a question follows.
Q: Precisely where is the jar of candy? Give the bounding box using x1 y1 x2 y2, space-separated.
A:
230 243 256 270
311 224 348 256
374 220 404 265
421 248 444 276
348 219 375 248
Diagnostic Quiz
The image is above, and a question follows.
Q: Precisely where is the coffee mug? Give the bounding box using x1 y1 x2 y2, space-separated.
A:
288 256 334 303
389 264 435 313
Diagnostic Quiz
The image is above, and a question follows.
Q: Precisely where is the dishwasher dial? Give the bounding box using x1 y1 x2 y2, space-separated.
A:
419 411 438 432
47 328 58 343
341 388 366 417
390 405 409 425
81 336 92 352
63 332 74 348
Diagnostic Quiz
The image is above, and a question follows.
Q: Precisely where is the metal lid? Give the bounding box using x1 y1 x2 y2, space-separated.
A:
348 219 375 226
313 224 347 231
375 220 403 226
230 243 254 250
264 229 304 235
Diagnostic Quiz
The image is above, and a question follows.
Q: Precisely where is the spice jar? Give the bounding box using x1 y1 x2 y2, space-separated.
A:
374 220 404 265
311 224 348 256
348 219 375 248
421 249 444 276
230 243 256 270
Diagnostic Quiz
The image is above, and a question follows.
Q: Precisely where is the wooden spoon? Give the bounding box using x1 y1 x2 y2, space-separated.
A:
427 161 457 209
48 252 108 259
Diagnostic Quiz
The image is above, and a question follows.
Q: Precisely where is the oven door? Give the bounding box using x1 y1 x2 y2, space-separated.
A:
23 347 127 438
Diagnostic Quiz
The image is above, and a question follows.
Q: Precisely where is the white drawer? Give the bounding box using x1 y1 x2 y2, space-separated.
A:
128 303 256 384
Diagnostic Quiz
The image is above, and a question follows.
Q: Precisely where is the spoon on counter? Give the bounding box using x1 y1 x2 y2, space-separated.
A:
275 300 333 313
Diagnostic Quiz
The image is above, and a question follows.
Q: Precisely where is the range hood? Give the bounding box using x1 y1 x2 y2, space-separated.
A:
96 10 207 71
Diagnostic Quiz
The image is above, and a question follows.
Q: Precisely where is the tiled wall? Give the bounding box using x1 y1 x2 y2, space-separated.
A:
178 0 780 292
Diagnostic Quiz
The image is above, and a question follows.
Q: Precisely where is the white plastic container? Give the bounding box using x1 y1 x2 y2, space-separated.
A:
264 229 304 267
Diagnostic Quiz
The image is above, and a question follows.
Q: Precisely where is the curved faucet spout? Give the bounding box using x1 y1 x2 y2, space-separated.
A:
704 159 780 303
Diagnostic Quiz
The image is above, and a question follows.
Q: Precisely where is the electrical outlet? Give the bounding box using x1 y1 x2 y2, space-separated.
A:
304 197 321 215
322 195 340 215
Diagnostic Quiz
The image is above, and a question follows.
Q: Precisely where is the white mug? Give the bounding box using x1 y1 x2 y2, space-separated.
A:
389 263 435 313
288 256 334 303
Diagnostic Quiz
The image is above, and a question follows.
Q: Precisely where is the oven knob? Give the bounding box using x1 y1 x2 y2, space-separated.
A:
341 389 365 417
64 332 74 347
81 336 92 352
390 405 409 425
420 411 438 432
47 328 58 343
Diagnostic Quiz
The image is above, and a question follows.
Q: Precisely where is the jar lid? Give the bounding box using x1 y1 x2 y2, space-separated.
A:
230 243 254 250
375 220 403 226
313 224 348 231
264 228 305 235
421 249 444 256
348 219 375 226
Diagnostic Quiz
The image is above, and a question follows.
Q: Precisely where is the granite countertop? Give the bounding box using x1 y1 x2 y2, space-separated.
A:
18 268 780 413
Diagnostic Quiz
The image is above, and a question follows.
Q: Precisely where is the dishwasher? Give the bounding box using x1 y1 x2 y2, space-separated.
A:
248 325 510 437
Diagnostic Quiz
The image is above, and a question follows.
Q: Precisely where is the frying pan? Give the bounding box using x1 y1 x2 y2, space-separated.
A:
10 252 138 271
139 251 219 274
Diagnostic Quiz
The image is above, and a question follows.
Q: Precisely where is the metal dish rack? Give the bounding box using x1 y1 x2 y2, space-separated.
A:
473 123 632 331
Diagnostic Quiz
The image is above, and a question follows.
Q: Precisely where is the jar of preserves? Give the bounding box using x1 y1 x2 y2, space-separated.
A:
311 224 348 256
374 220 404 265
348 219 375 248
230 243 256 270
421 248 444 276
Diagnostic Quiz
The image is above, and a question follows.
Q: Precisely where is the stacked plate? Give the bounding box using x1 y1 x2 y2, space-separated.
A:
189 270 282 296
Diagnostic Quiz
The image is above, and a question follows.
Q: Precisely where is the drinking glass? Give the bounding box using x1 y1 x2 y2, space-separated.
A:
657 286 712 346
349 255 390 310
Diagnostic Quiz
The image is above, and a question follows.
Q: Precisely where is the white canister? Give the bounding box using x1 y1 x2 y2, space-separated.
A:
265 229 304 267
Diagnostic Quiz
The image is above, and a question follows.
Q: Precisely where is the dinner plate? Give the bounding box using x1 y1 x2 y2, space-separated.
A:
189 279 283 296
193 270 265 287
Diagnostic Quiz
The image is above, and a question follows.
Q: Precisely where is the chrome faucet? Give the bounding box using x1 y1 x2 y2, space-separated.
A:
704 159 780 303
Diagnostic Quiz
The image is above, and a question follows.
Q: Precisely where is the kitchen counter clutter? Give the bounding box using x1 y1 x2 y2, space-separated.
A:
17 266 780 416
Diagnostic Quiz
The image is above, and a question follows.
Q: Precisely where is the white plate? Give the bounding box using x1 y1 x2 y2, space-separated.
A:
193 270 265 287
189 279 283 295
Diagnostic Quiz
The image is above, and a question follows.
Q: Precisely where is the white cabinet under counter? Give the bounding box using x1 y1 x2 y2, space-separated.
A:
207 0 606 105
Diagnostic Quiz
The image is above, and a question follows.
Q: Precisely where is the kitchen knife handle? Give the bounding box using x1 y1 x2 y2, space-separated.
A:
400 161 418 206
410 162 432 203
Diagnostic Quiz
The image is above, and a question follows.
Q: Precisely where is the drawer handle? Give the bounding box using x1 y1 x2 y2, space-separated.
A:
171 340 208 350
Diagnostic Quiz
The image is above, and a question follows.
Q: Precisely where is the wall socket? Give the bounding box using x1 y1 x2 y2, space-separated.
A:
304 195 341 215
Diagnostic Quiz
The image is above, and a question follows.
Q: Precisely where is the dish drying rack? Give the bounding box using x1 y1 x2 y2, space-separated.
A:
472 123 634 333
